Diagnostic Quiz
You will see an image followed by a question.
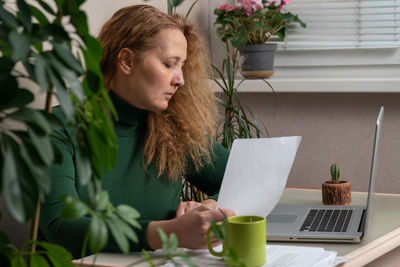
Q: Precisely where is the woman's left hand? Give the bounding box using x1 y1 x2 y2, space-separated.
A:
175 199 217 217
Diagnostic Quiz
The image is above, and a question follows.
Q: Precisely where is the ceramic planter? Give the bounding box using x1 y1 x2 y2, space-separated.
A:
322 181 352 205
239 43 277 79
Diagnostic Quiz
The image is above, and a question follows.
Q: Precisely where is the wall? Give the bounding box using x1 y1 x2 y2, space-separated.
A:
237 93 400 194
28 0 400 196
68 1 400 193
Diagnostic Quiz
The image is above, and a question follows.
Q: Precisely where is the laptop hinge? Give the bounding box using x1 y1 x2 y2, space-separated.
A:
358 209 367 234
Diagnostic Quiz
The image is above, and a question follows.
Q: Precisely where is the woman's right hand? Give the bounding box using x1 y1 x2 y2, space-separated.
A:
174 205 235 249
146 205 235 250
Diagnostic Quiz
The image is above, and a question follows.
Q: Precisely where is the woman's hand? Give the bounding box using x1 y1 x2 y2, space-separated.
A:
175 205 234 249
175 201 203 217
175 199 217 217
147 206 235 250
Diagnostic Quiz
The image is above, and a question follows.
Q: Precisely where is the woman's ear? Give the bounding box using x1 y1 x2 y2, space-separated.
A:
118 48 135 75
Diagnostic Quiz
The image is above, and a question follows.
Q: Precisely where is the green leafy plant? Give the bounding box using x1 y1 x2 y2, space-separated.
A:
142 228 196 267
330 163 341 184
213 44 270 149
0 0 140 265
214 0 306 48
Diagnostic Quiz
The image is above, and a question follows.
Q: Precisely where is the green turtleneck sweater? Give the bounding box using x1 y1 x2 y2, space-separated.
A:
39 91 229 258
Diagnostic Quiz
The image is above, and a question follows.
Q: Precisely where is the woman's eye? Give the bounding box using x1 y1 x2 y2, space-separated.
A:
164 63 173 68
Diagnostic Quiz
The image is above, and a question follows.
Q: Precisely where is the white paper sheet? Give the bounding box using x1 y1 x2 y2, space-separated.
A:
217 136 302 217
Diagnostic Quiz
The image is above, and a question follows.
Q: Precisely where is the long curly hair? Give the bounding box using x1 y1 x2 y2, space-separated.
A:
98 5 216 181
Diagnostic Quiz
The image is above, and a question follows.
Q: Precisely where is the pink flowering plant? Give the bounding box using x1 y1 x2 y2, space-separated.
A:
215 0 306 48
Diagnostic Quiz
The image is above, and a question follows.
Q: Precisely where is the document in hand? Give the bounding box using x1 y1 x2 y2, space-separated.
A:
217 136 302 217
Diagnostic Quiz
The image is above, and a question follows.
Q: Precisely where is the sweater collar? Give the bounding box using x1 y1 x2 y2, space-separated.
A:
109 90 148 127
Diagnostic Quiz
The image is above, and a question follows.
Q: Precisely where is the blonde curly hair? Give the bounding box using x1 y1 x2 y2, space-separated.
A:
98 5 216 180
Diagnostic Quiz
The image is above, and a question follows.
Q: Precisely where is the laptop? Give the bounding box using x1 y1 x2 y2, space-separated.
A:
266 106 384 243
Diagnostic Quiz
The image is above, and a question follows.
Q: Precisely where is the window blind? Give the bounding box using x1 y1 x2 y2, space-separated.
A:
279 0 400 50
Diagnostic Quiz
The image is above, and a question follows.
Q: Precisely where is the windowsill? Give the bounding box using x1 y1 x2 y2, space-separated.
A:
210 78 400 93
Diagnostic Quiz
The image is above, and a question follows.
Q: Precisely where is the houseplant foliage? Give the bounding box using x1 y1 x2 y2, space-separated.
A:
0 0 140 265
215 0 306 78
322 163 352 205
214 0 306 48
213 45 264 150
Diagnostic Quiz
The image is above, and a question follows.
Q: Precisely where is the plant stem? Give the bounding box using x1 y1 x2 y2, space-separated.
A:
29 89 53 255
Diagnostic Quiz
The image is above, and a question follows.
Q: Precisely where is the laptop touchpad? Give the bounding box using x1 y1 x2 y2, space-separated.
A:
267 215 297 223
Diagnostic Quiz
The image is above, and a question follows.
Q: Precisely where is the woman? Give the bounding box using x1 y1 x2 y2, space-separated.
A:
39 5 235 258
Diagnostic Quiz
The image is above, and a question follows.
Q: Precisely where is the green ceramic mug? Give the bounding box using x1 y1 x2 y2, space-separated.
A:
207 215 266 267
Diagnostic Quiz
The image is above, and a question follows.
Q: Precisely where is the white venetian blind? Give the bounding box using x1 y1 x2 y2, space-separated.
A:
278 0 400 50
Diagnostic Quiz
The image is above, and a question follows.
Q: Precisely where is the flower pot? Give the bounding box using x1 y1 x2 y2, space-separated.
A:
322 181 352 205
239 43 277 79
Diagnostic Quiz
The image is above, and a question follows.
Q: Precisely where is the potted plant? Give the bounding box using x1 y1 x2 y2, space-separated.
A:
322 163 352 205
214 0 306 78
0 0 142 265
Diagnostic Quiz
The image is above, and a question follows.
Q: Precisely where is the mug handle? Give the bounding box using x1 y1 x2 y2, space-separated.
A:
207 226 224 257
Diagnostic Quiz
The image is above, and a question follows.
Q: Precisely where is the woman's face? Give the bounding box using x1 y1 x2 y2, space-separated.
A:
114 28 187 112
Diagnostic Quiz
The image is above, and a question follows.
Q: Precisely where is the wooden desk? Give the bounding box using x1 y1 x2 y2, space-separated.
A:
273 188 400 267
74 188 400 267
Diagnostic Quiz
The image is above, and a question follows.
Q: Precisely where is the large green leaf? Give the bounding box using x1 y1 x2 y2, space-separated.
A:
36 241 74 267
2 145 37 223
11 254 27 267
3 89 34 111
53 42 83 74
60 195 89 219
0 73 18 109
115 205 141 229
83 70 101 95
2 149 24 222
172 0 184 7
9 108 51 135
88 214 108 253
70 10 88 36
95 191 109 211
82 35 103 73
75 146 92 185
30 254 49 267
41 24 69 41
17 0 32 32
9 31 30 62
105 214 129 253
16 136 51 198
0 4 18 28
29 5 49 26
36 0 56 15
34 54 50 92
48 69 74 122
48 54 84 102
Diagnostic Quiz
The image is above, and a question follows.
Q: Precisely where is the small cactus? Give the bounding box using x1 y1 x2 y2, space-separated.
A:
330 163 340 184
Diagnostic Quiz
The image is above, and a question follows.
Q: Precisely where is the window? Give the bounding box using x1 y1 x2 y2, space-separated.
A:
208 0 400 92
282 0 400 50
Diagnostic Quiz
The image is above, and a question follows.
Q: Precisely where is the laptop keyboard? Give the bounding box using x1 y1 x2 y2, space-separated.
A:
300 209 353 232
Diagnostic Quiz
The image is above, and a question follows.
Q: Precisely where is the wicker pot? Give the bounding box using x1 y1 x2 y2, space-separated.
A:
322 181 351 205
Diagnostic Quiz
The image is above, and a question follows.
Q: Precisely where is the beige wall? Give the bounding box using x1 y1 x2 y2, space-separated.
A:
33 1 400 194
236 93 400 194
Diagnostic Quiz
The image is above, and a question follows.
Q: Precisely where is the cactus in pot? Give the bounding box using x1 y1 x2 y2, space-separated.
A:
330 163 341 183
322 163 352 205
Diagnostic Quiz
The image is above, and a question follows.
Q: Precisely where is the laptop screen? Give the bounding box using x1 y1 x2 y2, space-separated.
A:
362 106 384 235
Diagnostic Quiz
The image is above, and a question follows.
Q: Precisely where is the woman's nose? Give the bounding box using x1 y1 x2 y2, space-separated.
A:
172 70 184 87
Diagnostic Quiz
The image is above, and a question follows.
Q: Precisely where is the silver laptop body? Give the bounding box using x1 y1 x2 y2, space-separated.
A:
267 106 384 243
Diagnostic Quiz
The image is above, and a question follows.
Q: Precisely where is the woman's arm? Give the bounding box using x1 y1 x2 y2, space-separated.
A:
184 141 230 201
